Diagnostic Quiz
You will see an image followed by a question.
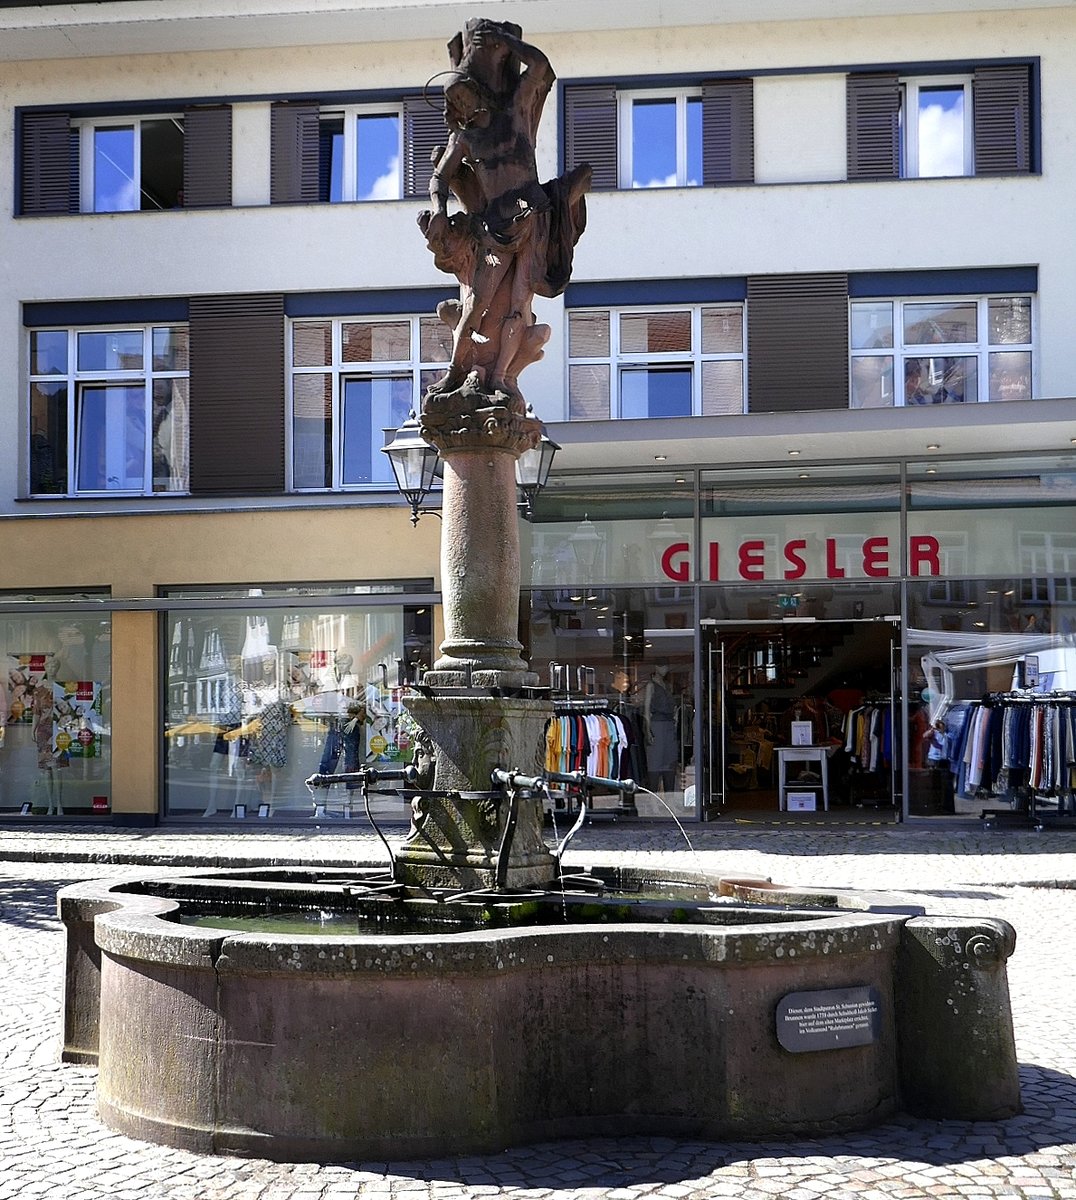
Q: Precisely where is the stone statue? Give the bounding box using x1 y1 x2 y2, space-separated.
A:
418 18 590 405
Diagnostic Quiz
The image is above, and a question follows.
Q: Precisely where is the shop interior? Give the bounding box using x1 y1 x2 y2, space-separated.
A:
705 619 900 818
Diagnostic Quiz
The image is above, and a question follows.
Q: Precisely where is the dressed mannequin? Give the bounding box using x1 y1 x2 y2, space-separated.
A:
31 682 63 815
643 665 678 793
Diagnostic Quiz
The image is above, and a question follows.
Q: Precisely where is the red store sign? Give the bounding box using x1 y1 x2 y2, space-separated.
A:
660 535 942 583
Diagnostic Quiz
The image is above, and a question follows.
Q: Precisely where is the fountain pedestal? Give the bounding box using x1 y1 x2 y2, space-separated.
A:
395 695 555 890
419 383 540 690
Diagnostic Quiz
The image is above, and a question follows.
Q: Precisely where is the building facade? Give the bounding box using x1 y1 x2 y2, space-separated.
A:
1 0 1074 827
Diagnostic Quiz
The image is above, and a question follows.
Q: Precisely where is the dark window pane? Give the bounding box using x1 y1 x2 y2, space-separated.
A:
293 322 332 368
988 297 1032 345
620 311 691 354
30 330 67 375
850 301 893 350
569 364 610 419
152 327 188 372
701 360 744 415
30 381 67 494
851 355 894 408
701 306 743 354
342 374 412 485
94 126 136 211
319 116 344 203
140 117 184 210
989 351 1032 401
152 378 189 491
76 384 145 491
77 330 143 372
631 98 676 188
292 373 332 489
355 113 400 201
686 96 702 186
621 367 692 418
903 355 977 404
569 311 610 357
904 301 977 345
916 85 966 177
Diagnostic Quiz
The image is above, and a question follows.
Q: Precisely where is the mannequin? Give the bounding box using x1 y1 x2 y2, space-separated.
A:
31 682 63 815
643 665 677 794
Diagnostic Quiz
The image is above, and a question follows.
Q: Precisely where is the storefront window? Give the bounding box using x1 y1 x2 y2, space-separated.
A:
907 577 1076 818
163 600 431 821
0 609 111 817
526 585 695 819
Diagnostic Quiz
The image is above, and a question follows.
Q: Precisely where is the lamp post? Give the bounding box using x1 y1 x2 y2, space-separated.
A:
381 412 441 525
515 417 560 520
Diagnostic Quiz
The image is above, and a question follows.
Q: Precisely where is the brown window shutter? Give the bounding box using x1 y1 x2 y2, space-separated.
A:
270 102 320 204
403 93 449 200
188 294 285 495
563 84 617 190
846 74 900 180
747 273 849 414
973 65 1031 175
182 106 232 208
20 111 78 215
702 78 754 184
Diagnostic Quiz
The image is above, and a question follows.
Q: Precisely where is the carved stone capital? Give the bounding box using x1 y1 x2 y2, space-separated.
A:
420 380 541 458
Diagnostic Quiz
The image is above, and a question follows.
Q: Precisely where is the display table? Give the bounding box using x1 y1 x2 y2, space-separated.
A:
776 745 831 811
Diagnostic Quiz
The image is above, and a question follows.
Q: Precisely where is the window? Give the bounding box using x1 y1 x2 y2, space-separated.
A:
564 78 753 191
19 105 231 215
289 316 450 490
901 77 971 178
319 106 402 201
850 296 1032 408
77 116 184 211
618 89 701 189
270 97 446 205
567 305 745 420
847 63 1033 180
28 325 189 496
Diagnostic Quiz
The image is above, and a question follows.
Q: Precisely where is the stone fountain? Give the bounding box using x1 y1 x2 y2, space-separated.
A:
57 18 1021 1164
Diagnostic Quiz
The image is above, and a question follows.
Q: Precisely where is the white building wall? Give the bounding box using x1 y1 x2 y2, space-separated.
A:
0 5 1074 506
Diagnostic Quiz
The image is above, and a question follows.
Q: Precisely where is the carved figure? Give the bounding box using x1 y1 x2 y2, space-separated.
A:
419 19 590 402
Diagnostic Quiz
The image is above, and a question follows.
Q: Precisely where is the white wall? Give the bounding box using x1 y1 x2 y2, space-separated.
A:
1 5 1074 509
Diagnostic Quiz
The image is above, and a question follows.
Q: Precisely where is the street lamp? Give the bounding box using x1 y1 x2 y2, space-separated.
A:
381 412 440 525
515 416 559 519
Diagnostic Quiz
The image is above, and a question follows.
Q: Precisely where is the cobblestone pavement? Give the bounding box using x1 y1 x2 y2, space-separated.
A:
1 823 1075 1199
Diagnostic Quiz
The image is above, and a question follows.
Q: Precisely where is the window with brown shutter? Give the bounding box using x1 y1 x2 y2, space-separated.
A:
747 274 850 414
20 111 78 215
701 79 754 185
403 93 449 200
188 295 286 496
563 79 753 191
973 65 1032 175
183 106 232 209
563 84 618 190
846 74 901 180
269 102 320 204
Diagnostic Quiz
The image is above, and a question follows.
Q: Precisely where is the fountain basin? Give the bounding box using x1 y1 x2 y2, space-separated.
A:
58 866 1021 1161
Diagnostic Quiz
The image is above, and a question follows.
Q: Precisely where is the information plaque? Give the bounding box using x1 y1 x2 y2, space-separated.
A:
775 985 882 1053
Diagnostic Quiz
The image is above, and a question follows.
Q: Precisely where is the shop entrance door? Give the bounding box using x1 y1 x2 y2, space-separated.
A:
701 618 901 818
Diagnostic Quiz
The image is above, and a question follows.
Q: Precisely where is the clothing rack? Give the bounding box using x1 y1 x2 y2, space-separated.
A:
952 691 1076 828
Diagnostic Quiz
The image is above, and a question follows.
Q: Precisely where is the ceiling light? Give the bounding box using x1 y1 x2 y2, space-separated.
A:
675 477 686 484
654 454 667 462
926 443 940 451
798 473 809 479
926 467 937 474
787 449 800 457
